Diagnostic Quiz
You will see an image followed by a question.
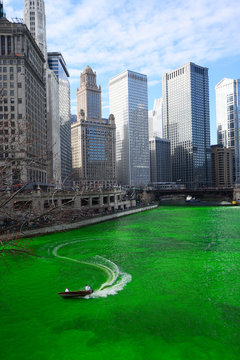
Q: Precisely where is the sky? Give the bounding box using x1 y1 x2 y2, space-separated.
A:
4 0 240 144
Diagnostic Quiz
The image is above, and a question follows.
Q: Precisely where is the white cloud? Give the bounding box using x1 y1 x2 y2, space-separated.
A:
42 0 240 81
8 0 240 118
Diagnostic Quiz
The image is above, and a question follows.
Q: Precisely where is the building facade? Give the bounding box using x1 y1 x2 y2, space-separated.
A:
48 52 72 187
149 137 171 183
25 1 63 188
148 98 163 139
46 67 61 186
215 78 240 183
109 70 150 187
211 145 233 188
162 62 211 188
71 66 116 189
0 16 47 186
24 0 47 60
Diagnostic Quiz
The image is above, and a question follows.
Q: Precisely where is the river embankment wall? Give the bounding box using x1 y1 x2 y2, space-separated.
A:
8 205 158 240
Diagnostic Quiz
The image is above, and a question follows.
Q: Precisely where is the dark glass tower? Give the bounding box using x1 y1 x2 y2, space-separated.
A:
162 62 211 188
48 52 72 187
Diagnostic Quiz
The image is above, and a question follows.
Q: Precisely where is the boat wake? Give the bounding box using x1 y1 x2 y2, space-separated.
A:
52 241 132 299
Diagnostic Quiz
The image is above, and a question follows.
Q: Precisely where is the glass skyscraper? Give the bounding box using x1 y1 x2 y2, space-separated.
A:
109 70 150 187
215 78 240 183
149 137 171 183
48 52 72 186
162 62 211 188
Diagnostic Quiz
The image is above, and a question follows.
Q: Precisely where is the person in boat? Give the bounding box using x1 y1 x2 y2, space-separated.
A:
65 288 69 292
85 284 91 291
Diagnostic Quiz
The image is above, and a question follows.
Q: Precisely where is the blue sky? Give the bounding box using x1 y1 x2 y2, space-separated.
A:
5 0 240 144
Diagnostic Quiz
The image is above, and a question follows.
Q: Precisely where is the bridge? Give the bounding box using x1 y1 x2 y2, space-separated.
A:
141 187 238 203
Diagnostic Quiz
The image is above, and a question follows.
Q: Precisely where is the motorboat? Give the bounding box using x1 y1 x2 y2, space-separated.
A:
58 289 94 298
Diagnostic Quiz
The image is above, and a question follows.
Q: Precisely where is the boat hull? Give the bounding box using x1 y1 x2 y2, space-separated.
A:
58 290 94 298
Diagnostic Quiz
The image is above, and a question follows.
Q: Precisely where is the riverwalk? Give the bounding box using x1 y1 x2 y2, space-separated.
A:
4 204 158 240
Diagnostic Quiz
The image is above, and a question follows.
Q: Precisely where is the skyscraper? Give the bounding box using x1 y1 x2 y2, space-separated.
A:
215 78 240 182
148 98 163 139
211 145 233 188
48 52 72 186
109 70 150 187
71 66 116 189
25 0 62 187
24 0 47 60
149 137 171 183
0 15 47 186
46 68 61 186
77 65 102 121
162 62 211 188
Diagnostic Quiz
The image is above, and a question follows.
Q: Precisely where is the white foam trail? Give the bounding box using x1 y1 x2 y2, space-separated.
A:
52 241 132 298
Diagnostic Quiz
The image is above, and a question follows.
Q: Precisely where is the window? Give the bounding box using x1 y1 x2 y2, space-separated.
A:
18 98 22 104
1 36 5 55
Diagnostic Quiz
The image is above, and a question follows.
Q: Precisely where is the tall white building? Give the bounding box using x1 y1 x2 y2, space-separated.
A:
109 70 150 187
24 0 62 187
46 68 61 186
24 0 47 60
148 98 163 139
215 78 240 182
162 62 211 188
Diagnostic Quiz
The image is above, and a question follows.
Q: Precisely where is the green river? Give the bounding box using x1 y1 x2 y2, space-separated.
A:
1 206 240 359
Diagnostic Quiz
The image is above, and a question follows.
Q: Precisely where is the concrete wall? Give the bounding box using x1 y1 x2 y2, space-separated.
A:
10 205 158 239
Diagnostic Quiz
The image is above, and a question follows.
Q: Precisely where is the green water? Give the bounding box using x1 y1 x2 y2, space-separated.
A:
1 206 240 360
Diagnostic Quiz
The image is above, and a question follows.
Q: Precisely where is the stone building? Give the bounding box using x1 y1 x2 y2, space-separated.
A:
211 145 233 188
25 0 62 188
71 66 116 189
0 15 47 187
24 0 47 60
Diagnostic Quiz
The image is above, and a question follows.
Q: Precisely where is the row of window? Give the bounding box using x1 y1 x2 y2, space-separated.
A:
0 59 22 65
0 66 21 73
